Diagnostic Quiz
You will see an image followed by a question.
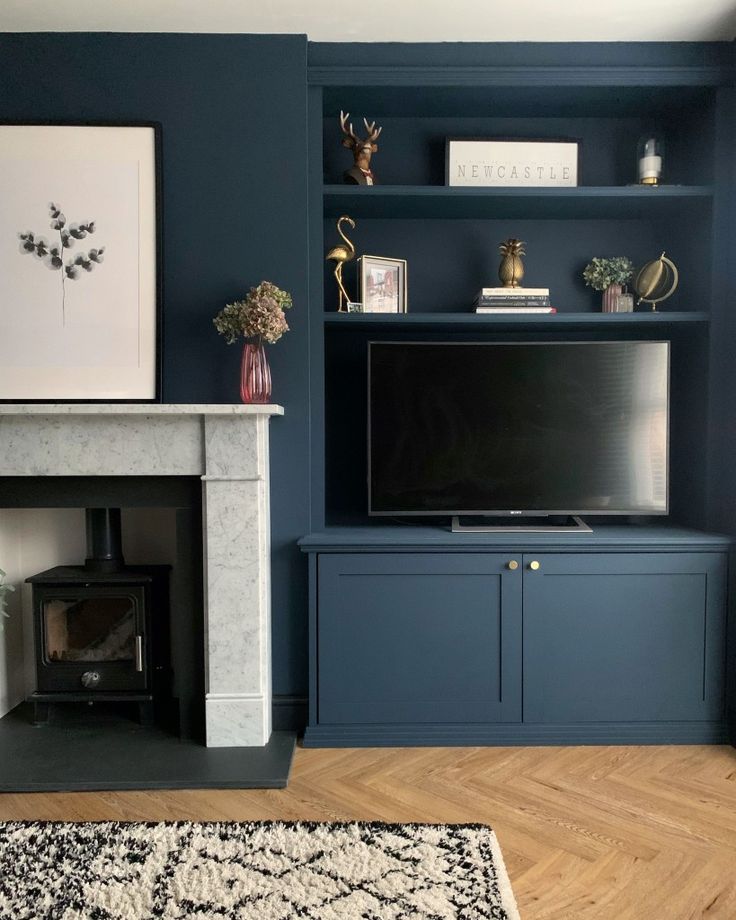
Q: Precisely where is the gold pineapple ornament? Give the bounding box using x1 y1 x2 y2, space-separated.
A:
498 238 526 288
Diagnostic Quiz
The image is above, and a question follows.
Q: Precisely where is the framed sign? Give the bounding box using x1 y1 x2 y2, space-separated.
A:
358 256 407 314
0 123 161 401
446 138 579 188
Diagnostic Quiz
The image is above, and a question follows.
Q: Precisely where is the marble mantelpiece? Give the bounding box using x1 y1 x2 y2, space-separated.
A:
0 404 283 748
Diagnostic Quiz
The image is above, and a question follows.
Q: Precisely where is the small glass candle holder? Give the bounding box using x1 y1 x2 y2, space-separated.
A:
637 135 664 186
614 287 634 313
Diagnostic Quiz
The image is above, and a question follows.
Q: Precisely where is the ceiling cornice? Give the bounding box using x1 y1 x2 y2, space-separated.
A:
308 63 736 88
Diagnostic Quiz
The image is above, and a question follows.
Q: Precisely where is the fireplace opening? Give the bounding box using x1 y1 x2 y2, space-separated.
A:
27 507 171 727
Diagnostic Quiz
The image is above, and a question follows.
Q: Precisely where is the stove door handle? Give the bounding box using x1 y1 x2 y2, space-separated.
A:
135 635 144 673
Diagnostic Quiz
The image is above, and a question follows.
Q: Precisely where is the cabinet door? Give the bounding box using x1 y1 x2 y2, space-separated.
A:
523 552 727 723
318 553 521 724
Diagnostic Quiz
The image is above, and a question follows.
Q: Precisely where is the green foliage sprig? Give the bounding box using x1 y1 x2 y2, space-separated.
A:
582 257 634 292
213 281 293 345
0 569 15 632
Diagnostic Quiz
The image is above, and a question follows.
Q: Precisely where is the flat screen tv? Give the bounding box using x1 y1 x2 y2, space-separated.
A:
368 341 669 517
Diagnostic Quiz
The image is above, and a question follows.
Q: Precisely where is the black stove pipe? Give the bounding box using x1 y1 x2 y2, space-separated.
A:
85 508 125 572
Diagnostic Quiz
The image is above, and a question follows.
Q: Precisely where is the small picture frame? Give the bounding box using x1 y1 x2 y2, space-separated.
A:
446 137 580 188
358 255 407 314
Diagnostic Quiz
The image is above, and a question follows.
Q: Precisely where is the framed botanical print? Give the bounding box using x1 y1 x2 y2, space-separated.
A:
0 123 161 401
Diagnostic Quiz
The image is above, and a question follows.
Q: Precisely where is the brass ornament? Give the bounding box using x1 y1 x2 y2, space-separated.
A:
325 215 356 312
340 111 382 186
633 252 679 312
498 238 526 288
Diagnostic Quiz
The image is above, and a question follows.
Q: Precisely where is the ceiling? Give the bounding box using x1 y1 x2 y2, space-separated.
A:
1 0 736 42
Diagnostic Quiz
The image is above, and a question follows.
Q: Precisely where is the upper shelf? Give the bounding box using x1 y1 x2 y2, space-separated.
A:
323 185 714 220
323 312 709 331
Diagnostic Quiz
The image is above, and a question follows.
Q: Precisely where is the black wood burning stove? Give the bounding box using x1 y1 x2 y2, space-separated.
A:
27 508 170 724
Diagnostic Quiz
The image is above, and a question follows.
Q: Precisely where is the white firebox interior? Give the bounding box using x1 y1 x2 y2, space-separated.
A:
0 405 283 747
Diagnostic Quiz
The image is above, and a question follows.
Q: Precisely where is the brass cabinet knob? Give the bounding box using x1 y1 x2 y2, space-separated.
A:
507 560 519 570
528 560 541 571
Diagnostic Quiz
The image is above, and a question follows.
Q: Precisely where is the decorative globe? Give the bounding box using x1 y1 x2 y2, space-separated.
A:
633 252 679 312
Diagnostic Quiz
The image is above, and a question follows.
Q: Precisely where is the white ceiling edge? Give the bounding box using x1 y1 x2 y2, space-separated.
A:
1 0 736 42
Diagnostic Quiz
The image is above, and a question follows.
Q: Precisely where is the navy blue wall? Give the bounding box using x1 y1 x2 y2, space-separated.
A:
0 33 311 704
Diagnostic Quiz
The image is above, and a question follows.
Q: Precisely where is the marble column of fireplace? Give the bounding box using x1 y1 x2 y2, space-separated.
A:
0 404 283 748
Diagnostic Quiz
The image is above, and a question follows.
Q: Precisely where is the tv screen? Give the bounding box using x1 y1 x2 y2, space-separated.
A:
368 341 669 517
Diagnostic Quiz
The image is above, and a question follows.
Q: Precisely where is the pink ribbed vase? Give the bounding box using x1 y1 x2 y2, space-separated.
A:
601 283 623 313
240 341 272 404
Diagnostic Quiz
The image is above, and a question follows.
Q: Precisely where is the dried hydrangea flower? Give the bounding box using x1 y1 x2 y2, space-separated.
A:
213 281 293 345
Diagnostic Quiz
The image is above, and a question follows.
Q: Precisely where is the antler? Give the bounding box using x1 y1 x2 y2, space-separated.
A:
363 118 382 143
340 110 360 145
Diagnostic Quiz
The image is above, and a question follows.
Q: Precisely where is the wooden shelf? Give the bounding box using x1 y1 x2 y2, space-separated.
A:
323 185 714 220
323 311 709 331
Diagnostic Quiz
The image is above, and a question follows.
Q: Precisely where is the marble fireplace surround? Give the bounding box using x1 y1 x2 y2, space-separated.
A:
0 404 283 748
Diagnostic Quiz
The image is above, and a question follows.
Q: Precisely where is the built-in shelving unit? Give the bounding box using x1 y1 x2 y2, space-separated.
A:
308 42 730 536
305 42 735 749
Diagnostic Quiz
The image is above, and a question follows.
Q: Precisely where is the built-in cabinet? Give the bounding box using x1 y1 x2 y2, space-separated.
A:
300 529 731 746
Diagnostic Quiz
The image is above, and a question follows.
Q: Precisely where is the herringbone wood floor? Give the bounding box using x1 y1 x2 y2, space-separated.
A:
1 744 735 918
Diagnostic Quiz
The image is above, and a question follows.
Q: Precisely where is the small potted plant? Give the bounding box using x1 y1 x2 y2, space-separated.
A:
0 568 14 631
583 257 634 312
213 281 293 404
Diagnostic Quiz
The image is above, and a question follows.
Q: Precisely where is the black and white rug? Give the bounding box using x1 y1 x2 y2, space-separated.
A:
0 820 520 919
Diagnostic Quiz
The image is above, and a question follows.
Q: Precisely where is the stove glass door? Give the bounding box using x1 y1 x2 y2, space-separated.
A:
43 595 137 663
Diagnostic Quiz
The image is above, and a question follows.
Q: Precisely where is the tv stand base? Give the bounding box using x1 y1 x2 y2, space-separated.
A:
450 515 593 534
299 527 731 748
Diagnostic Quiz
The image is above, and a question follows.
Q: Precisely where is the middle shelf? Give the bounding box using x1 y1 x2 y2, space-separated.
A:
323 184 715 220
323 311 710 331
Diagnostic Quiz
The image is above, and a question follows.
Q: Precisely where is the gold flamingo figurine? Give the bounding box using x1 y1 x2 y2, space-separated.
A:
326 215 356 312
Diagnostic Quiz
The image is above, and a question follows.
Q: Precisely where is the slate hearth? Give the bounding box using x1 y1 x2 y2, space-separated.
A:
0 405 294 791
0 704 294 791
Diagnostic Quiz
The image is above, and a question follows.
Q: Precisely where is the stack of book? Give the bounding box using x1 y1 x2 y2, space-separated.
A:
474 287 555 314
